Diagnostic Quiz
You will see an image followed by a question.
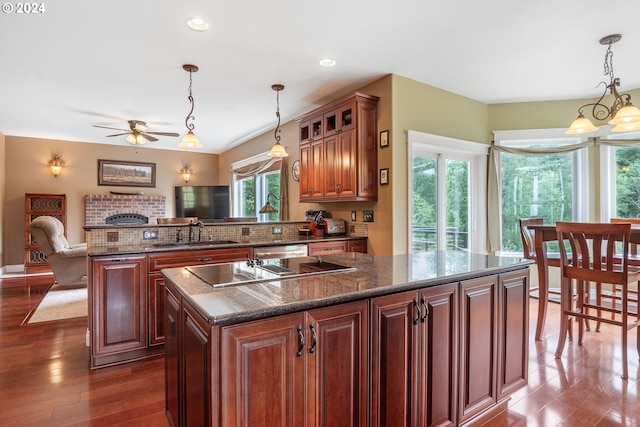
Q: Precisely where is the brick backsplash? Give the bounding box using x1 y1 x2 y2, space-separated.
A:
85 194 166 226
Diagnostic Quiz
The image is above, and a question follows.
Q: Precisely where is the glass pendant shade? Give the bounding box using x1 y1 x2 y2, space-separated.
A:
611 122 640 132
268 141 288 157
608 103 640 125
179 131 203 148
565 114 599 135
259 201 278 214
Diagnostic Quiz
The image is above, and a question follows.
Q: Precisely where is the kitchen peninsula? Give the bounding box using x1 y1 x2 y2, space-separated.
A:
161 251 531 427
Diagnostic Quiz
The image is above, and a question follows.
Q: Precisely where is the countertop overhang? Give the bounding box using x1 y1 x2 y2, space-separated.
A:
161 251 532 326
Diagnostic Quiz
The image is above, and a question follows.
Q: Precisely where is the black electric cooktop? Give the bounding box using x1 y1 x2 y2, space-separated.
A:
185 257 355 288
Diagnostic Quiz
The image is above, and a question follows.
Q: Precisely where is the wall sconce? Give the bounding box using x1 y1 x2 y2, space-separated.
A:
48 155 64 177
180 164 192 183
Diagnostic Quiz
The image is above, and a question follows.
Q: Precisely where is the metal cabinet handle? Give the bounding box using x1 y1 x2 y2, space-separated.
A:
197 258 213 262
421 297 429 323
296 325 304 358
168 314 176 337
413 300 421 325
309 322 317 354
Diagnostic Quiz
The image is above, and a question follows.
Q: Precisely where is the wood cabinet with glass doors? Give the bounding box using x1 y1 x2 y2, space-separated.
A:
298 92 378 202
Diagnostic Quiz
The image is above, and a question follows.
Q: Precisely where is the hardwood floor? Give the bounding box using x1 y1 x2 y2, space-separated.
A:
0 275 168 427
1 274 639 426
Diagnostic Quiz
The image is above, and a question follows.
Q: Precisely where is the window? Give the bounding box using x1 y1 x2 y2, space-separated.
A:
493 130 588 255
231 154 281 222
408 130 487 254
599 133 640 221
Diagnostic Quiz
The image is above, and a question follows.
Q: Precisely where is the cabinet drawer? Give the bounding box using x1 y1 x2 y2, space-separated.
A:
308 241 347 256
148 247 252 272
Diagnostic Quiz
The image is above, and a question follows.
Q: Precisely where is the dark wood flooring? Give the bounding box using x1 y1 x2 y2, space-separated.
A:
1 274 639 426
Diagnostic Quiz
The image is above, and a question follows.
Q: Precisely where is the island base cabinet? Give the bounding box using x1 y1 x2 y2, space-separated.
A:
458 276 498 425
220 300 368 427
371 283 458 427
497 270 529 400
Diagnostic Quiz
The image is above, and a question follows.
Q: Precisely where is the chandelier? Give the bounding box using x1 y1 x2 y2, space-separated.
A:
566 34 640 135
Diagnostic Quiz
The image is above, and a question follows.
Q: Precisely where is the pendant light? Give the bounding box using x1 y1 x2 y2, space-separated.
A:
268 84 289 158
566 34 640 135
179 64 203 148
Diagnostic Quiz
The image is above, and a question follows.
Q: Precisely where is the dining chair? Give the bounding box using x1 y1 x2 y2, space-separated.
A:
519 218 562 301
554 221 640 379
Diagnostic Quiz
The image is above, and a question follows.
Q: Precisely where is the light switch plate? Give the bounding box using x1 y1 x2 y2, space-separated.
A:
363 210 374 223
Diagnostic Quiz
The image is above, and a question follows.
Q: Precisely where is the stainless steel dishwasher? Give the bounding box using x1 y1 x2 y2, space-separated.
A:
253 244 308 259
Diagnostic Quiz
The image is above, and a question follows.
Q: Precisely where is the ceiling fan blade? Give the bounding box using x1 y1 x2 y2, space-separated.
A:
93 124 129 132
105 132 131 137
145 131 180 137
140 134 159 142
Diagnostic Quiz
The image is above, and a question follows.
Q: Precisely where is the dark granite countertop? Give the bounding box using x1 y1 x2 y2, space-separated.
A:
87 235 366 256
161 251 532 326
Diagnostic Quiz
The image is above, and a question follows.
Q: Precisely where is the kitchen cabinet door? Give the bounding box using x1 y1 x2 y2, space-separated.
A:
497 269 529 400
221 313 306 427
164 285 180 427
307 300 368 427
371 284 457 427
91 255 147 364
324 129 357 199
458 275 498 424
300 140 325 200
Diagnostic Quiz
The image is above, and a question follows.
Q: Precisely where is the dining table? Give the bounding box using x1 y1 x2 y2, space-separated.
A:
528 223 640 341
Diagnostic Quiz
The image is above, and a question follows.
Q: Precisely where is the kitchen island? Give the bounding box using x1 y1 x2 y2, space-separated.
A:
162 251 531 427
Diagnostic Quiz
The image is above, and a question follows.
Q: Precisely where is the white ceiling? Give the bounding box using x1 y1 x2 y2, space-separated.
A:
2 0 640 153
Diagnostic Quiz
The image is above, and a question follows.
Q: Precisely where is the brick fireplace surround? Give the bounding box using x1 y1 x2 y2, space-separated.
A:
84 194 166 226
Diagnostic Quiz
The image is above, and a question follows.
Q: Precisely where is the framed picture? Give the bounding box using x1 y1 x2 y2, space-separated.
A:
380 168 389 185
98 159 156 187
380 129 389 148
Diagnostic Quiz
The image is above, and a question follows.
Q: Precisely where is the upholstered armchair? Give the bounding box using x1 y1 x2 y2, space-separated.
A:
30 216 87 287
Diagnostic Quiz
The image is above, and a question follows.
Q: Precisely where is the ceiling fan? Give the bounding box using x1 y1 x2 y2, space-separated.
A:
93 120 180 145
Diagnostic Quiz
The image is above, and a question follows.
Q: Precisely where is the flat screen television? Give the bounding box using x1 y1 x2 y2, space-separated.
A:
175 185 230 221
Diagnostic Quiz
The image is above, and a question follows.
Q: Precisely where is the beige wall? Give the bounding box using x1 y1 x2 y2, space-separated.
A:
3 136 219 266
391 75 490 254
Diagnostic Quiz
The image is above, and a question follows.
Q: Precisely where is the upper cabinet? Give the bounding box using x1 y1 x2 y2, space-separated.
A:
297 92 379 202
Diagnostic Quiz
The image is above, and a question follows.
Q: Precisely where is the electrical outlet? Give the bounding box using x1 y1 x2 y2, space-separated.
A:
107 231 119 242
242 227 250 236
363 210 374 223
272 226 283 234
143 229 159 240
349 225 355 233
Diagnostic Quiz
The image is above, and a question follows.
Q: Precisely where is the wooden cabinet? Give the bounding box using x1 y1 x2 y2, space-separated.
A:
297 92 379 202
220 300 368 427
371 284 458 427
90 255 147 368
308 240 348 256
163 266 529 427
165 284 180 427
497 269 529 401
458 275 498 424
24 193 66 274
147 247 252 347
89 246 252 368
347 239 367 254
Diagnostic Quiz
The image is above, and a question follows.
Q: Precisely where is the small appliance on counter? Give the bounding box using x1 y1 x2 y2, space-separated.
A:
304 210 332 221
324 218 346 235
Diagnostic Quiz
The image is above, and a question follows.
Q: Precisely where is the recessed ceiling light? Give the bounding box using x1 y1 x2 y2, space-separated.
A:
186 17 209 31
319 58 336 67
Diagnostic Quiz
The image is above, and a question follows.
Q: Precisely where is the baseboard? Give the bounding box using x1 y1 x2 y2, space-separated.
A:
0 264 54 277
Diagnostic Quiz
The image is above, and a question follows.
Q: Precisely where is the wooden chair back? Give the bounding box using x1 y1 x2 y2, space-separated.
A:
611 218 640 258
519 217 543 260
554 221 639 379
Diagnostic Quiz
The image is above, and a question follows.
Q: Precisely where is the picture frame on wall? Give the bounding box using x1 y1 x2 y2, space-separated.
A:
380 129 389 148
98 159 156 187
380 168 389 185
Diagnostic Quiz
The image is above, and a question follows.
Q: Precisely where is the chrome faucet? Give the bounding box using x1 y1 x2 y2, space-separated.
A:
189 221 205 242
